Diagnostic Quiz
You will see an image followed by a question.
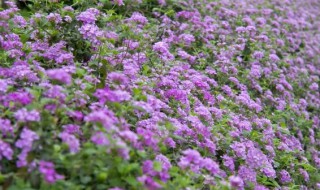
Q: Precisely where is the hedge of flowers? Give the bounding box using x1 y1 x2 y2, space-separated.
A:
0 0 320 189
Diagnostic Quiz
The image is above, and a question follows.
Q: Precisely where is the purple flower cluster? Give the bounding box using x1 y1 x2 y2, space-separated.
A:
141 154 172 186
94 88 131 103
15 128 39 167
47 69 72 85
14 108 41 122
0 118 13 136
178 149 221 176
153 42 174 61
59 132 80 153
0 140 13 160
39 161 64 184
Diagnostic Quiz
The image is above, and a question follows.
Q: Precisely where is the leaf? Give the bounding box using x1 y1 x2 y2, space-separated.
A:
273 161 280 168
270 179 280 188
298 163 317 172
117 163 128 174
125 176 139 186
153 161 162 172
280 122 286 128
137 151 147 158
80 176 91 184
107 10 116 15
142 65 151 76
165 9 175 17
84 148 96 155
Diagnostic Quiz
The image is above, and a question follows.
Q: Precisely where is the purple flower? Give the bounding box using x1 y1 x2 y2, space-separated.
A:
44 85 66 102
79 24 103 45
246 147 269 169
164 137 176 148
238 120 252 131
254 185 269 190
113 0 124 6
279 170 292 183
46 13 62 24
62 124 81 135
230 142 246 158
15 128 39 167
137 175 162 190
203 138 216 154
15 128 39 150
0 79 8 92
119 130 138 143
299 169 309 182
194 105 212 121
155 154 172 172
201 158 220 175
124 40 140 50
309 82 319 91
0 140 13 160
276 99 286 110
238 166 257 183
179 34 195 46
94 88 131 103
91 132 109 146
262 166 276 178
105 31 119 41
236 26 246 34
116 140 130 160
0 118 13 136
177 50 196 63
158 0 166 6
12 15 27 28
47 69 72 85
108 72 129 85
250 65 262 79
64 16 72 23
14 108 40 122
136 127 159 151
209 107 222 119
164 89 188 103
39 161 64 184
67 111 83 121
143 160 157 175
85 109 117 129
178 149 203 173
42 41 74 64
4 91 33 107
59 132 80 153
229 176 244 190
127 12 148 25
223 155 235 171
269 54 280 62
76 8 100 24
153 42 174 61
222 85 234 97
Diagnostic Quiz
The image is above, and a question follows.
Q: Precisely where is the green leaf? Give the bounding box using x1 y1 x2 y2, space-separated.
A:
125 176 139 186
137 151 147 158
280 122 286 128
80 176 91 184
153 161 162 172
142 65 151 76
97 172 108 182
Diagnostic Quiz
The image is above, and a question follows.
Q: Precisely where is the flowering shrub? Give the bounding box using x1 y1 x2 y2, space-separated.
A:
0 0 320 189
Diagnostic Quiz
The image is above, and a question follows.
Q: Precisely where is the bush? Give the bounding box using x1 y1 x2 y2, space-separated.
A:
0 0 319 189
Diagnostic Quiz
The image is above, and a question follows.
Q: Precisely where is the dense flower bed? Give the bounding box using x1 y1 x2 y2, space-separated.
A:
0 0 319 189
